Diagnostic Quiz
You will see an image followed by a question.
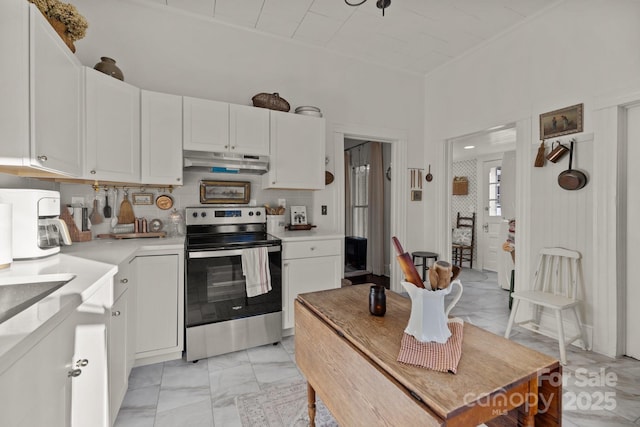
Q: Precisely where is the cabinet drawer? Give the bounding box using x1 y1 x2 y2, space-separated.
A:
283 239 340 260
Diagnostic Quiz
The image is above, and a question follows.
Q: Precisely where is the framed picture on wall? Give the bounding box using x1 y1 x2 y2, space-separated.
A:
290 206 307 225
199 180 251 204
132 192 153 205
540 103 583 139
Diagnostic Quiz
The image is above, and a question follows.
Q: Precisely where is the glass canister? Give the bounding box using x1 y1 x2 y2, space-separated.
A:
167 209 185 237
369 285 386 316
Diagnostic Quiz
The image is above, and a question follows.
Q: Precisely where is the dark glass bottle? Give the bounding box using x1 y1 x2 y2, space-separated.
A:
369 285 386 316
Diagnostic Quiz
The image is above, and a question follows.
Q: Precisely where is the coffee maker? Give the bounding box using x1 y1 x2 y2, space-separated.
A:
0 189 71 259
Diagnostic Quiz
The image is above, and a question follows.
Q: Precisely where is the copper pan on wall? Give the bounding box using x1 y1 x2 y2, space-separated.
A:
558 139 587 190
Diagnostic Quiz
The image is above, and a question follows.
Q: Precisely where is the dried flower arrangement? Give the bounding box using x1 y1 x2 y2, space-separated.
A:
29 0 88 51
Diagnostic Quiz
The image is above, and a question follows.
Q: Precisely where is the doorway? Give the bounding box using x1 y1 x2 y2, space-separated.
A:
332 125 407 293
480 158 503 272
448 125 516 287
344 139 391 287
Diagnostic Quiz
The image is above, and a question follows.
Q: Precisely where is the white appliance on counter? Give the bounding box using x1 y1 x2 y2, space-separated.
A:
0 189 71 259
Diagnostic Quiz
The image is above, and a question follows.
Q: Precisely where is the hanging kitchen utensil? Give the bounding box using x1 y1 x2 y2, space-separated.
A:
118 189 135 224
558 139 587 190
546 140 570 163
426 164 433 182
534 141 546 167
89 197 103 224
103 188 112 218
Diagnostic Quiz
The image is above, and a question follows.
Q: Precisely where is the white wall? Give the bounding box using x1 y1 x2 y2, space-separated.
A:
69 0 426 249
423 0 640 354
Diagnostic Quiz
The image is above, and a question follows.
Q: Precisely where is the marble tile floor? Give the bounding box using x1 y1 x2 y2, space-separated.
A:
115 271 640 427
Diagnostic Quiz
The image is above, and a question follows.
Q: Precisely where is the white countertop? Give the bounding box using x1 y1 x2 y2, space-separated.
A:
0 236 185 374
271 229 344 242
0 254 117 373
61 236 185 264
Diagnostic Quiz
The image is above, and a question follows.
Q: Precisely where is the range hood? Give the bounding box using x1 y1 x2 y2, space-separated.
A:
183 151 269 175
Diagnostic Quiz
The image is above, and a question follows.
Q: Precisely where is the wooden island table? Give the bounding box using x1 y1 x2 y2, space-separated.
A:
295 285 562 426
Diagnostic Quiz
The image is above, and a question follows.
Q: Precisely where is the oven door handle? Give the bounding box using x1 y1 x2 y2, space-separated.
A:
188 246 281 259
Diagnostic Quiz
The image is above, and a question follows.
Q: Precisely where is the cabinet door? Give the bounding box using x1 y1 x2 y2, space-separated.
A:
85 67 140 182
135 254 180 356
30 5 83 176
183 96 229 152
282 255 341 329
72 277 110 427
141 90 183 185
264 111 325 189
109 289 128 424
229 104 270 155
0 0 29 162
0 312 74 426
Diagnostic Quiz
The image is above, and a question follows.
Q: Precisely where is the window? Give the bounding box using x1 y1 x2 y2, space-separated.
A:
351 164 369 238
488 166 501 217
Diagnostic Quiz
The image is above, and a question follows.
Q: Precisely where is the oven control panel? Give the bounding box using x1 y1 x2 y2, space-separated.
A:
185 206 265 225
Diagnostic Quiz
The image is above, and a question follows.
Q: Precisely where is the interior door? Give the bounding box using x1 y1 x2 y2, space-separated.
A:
626 104 640 359
479 158 502 272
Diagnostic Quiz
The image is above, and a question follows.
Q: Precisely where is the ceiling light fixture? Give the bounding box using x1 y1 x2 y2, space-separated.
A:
464 145 475 150
345 0 390 16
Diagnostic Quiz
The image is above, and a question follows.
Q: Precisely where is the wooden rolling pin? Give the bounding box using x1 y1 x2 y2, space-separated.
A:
392 236 425 288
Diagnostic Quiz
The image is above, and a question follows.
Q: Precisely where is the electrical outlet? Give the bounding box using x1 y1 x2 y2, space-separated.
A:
321 205 327 215
278 199 286 208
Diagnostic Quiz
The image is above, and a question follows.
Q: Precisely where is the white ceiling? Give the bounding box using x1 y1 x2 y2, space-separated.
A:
148 0 558 75
452 126 516 161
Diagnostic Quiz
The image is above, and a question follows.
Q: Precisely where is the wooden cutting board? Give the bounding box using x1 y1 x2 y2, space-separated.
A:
97 232 166 239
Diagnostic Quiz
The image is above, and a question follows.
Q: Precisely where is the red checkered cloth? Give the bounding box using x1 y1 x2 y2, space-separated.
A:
397 318 464 374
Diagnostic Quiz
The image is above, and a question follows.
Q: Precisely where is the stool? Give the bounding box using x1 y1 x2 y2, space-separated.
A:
411 251 438 282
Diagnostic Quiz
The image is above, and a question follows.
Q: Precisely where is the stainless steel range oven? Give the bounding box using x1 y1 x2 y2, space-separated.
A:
185 206 282 361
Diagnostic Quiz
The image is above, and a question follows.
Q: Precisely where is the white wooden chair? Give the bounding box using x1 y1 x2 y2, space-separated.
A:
504 247 589 365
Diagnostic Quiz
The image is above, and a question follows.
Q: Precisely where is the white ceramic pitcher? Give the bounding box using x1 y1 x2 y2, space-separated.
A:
401 280 463 343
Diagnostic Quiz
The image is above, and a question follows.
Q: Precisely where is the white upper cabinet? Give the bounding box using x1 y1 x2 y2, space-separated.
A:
141 90 183 186
263 111 325 189
0 1 83 177
183 98 270 156
85 67 140 182
183 97 229 152
229 104 270 156
30 6 83 176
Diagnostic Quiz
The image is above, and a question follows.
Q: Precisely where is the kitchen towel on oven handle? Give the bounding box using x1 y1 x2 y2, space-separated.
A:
241 247 272 297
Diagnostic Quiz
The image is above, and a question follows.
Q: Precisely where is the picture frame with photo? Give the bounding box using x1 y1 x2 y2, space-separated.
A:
540 103 583 139
290 206 308 225
200 180 251 204
132 192 153 205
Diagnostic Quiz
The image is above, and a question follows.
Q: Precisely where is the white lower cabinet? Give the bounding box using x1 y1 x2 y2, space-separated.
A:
0 311 75 426
0 276 112 427
72 280 111 427
109 289 128 423
282 239 341 330
134 252 184 365
109 257 136 425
